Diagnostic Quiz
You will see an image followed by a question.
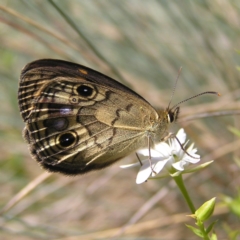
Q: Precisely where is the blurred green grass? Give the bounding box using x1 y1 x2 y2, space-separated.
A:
0 1 240 239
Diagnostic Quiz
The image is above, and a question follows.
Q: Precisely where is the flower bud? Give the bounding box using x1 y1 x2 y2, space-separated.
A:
195 197 216 221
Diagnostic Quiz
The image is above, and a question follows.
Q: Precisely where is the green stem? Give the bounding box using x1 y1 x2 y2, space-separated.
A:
173 174 196 213
197 220 210 240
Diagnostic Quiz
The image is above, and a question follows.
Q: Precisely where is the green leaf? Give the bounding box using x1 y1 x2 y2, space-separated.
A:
222 193 240 217
206 220 218 234
228 126 240 138
186 224 203 238
182 161 214 174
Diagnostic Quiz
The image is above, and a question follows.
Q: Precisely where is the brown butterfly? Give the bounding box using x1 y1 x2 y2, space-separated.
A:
18 59 216 175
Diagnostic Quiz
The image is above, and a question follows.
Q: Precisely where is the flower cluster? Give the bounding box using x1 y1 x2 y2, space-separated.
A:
121 128 213 184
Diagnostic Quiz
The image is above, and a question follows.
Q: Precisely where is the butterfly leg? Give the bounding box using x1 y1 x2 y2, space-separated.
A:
135 153 143 166
162 132 175 142
165 133 199 160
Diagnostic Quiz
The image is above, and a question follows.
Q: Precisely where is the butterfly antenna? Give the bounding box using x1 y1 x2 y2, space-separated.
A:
170 91 220 111
167 67 182 111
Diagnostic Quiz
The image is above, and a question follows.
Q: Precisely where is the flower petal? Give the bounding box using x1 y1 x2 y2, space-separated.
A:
136 162 153 184
176 128 187 144
172 161 188 171
154 158 171 174
155 142 172 157
138 148 161 157
137 148 149 156
183 155 200 164
120 162 141 168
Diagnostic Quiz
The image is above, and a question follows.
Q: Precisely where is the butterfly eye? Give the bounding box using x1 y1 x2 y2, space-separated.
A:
58 132 77 148
77 84 94 97
168 107 180 123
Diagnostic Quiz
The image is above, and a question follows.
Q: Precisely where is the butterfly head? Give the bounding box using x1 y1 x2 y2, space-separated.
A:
153 105 178 137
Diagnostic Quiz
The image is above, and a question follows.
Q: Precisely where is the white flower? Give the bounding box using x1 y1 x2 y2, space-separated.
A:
120 128 209 184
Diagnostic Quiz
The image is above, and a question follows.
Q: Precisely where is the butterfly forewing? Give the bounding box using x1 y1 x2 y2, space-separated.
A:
18 59 162 174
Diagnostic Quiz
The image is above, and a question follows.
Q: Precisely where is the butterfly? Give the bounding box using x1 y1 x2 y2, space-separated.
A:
18 59 216 175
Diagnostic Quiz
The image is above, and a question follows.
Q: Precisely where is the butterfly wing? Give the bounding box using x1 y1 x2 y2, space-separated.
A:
18 59 159 174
